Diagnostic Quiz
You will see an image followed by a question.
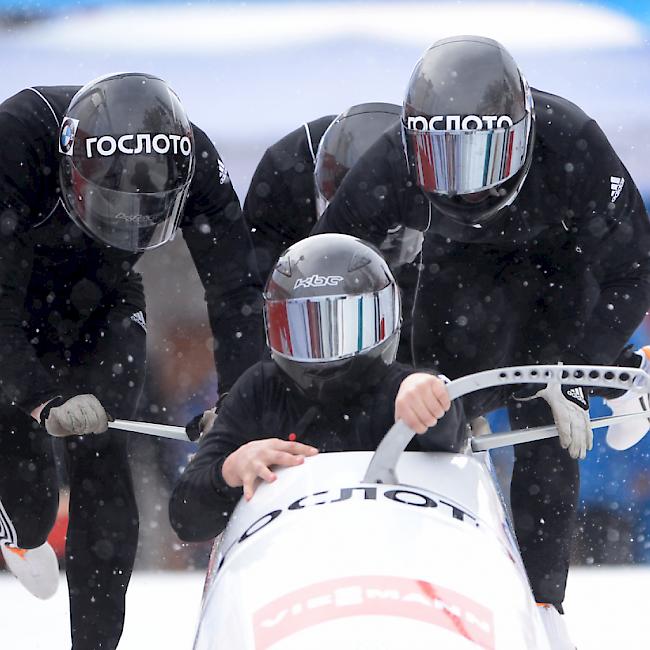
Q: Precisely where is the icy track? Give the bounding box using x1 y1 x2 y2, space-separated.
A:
1 568 649 648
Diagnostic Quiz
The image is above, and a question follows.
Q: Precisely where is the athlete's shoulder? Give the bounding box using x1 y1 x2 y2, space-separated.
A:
29 86 79 120
0 86 79 232
190 122 220 160
188 122 232 189
532 88 594 141
384 361 418 385
191 122 212 146
266 114 336 167
302 114 337 157
229 361 281 402
1 86 78 132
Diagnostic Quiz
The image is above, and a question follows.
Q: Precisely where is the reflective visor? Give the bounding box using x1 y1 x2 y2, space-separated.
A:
64 161 192 251
403 113 532 195
265 284 400 362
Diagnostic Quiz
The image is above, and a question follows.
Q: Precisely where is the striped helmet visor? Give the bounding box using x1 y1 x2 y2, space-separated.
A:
403 112 532 196
264 284 401 362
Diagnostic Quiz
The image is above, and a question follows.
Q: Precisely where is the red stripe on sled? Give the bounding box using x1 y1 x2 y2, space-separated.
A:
254 575 494 649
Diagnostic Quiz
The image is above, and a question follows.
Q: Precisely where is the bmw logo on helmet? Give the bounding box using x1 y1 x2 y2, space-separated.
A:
59 117 79 156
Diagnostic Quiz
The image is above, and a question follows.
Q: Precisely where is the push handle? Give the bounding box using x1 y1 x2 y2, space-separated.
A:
363 364 650 484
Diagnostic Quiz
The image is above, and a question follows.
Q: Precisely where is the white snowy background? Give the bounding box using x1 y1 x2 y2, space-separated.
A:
2 567 650 648
0 0 649 647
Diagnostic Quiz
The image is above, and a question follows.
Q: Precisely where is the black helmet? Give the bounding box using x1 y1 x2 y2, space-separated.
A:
314 102 400 217
264 234 401 402
402 36 535 227
59 72 195 251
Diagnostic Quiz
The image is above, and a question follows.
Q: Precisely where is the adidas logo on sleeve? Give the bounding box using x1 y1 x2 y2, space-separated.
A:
565 386 588 408
130 311 147 333
610 176 625 203
218 158 230 185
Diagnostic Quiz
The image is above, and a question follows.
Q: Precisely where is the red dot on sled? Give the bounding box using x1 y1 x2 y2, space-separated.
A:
288 433 297 441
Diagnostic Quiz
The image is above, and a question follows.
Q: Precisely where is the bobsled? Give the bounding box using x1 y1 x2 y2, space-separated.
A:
192 364 650 650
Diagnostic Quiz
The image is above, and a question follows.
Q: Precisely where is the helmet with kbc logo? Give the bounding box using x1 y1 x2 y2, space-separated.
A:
264 234 401 401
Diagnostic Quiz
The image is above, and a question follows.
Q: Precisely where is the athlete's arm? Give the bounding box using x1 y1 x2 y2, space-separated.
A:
569 119 650 365
402 374 467 453
378 364 468 453
395 372 451 433
222 438 318 501
182 126 265 395
169 364 266 541
244 146 299 281
0 109 62 414
244 118 333 281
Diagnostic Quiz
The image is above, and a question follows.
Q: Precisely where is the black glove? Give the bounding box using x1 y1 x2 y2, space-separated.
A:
185 393 228 442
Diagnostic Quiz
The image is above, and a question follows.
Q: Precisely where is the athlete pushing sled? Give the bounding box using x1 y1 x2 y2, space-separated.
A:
170 233 650 648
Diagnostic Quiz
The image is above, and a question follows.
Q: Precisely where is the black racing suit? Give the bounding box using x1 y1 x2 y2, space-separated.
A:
313 89 650 606
0 86 263 649
244 115 422 363
245 115 335 280
169 360 467 542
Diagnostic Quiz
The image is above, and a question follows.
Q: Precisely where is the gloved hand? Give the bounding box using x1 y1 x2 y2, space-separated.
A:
605 392 650 450
604 345 650 450
515 382 592 459
185 394 228 442
41 394 110 438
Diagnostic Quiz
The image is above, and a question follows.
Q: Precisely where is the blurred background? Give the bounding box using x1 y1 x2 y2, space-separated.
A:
0 0 649 645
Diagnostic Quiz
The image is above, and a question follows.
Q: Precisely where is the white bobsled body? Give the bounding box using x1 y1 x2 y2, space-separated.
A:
193 451 550 649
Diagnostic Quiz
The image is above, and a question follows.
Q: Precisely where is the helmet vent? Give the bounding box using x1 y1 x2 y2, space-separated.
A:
348 253 371 272
275 258 292 278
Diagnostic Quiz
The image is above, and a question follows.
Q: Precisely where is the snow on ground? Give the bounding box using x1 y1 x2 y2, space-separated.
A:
1 567 650 648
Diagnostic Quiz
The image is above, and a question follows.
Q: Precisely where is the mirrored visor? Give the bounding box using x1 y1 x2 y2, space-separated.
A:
265 284 401 362
403 113 532 195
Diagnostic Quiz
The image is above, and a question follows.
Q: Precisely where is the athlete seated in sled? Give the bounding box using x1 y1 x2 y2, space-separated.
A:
169 233 467 542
